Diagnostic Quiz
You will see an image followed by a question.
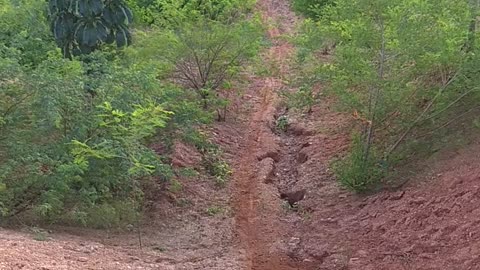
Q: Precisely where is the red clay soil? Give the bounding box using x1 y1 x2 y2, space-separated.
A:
230 0 315 269
288 137 480 270
0 228 178 270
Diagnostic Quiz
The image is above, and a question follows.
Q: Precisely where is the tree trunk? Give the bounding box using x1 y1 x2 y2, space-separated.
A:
465 0 479 52
363 18 386 163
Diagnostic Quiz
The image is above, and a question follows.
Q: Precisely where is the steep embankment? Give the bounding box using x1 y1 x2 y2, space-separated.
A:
295 140 480 270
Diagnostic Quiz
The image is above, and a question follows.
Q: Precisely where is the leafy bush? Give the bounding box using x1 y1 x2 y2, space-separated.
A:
127 0 256 26
275 115 289 132
138 18 262 116
298 0 478 191
292 0 334 19
282 85 316 113
0 46 206 224
202 147 232 186
0 0 55 66
182 129 232 186
80 201 138 229
333 135 386 192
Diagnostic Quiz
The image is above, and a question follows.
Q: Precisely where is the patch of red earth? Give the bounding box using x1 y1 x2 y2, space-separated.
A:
171 142 203 169
348 141 480 270
282 101 480 269
0 228 176 270
229 0 321 269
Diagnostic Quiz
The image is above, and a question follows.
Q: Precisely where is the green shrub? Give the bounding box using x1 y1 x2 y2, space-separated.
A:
127 0 256 26
292 0 334 19
182 129 232 186
202 146 232 186
139 19 262 108
0 0 55 66
275 115 289 132
298 0 476 192
282 85 316 113
0 0 254 227
333 135 386 192
0 48 205 225
90 202 139 229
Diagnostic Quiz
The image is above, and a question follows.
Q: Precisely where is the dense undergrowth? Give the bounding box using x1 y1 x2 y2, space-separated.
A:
0 0 261 227
5 0 479 228
293 0 480 192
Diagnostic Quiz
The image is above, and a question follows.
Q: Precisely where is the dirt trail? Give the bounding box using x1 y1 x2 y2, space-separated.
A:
231 0 312 269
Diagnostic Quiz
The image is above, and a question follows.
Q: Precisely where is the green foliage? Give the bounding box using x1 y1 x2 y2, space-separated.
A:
292 0 334 19
168 179 183 193
275 115 289 132
0 46 206 224
71 101 173 180
0 0 55 66
333 135 386 192
205 205 225 216
182 129 231 185
127 0 255 26
177 167 199 178
298 0 479 191
140 19 262 103
0 0 256 226
31 227 49 241
282 85 316 113
47 0 133 57
202 146 232 186
80 201 138 229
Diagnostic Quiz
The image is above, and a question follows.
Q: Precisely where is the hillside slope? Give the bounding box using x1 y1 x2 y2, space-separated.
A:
2 0 480 269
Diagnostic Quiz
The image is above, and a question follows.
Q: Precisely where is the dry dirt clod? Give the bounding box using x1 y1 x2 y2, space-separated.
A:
388 191 405 201
301 142 312 148
171 142 202 168
280 190 307 207
258 157 276 184
257 150 281 162
297 151 309 164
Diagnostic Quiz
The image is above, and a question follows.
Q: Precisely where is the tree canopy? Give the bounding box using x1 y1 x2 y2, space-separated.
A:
48 0 133 57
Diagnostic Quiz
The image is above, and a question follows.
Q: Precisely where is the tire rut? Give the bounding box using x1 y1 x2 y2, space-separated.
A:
232 0 315 269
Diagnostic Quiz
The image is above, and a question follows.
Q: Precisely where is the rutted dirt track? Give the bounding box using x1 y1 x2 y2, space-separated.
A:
230 0 314 269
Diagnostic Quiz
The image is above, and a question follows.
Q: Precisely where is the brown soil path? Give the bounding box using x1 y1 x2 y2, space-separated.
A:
231 0 313 269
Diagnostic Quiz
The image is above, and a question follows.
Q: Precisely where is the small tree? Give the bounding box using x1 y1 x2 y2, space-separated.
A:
48 0 133 58
465 0 480 52
145 19 261 119
312 0 472 191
